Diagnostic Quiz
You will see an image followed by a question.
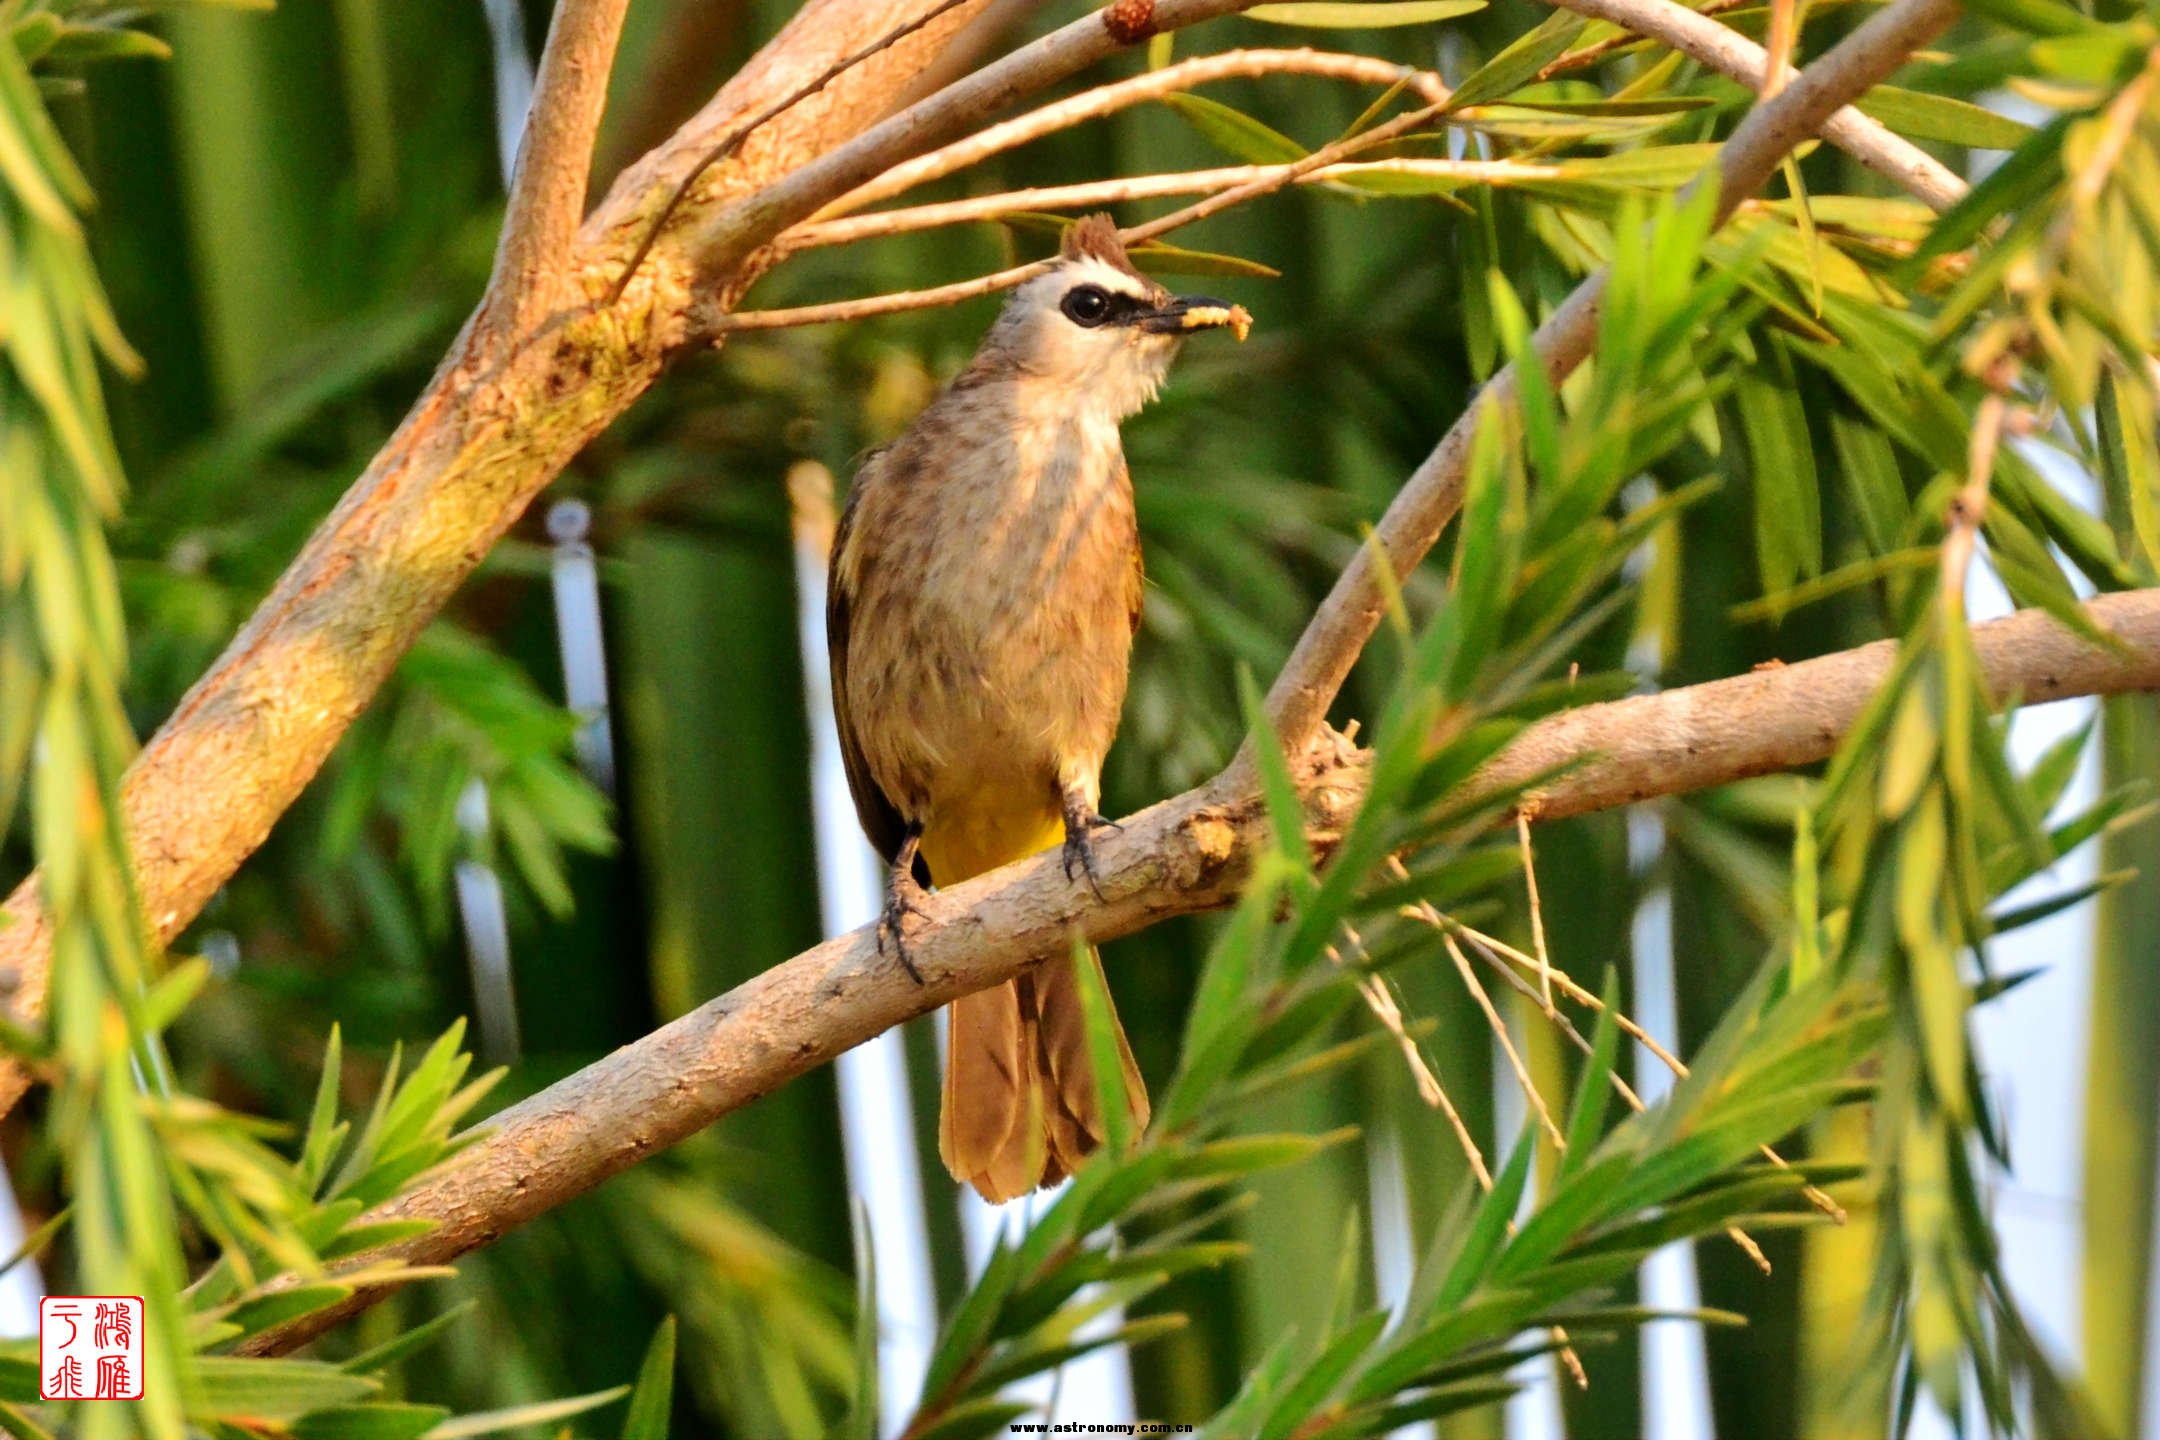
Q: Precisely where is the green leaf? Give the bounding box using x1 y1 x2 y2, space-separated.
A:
0 1359 38 1406
1196 1331 1304 1440
1736 350 1823 596
0 1208 64 1282
1908 114 2070 270
0 1402 55 1440
1878 683 1938 822
621 1318 674 1440
423 1387 630 1440
1447 12 1587 109
1259 1309 1391 1438
908 1399 1038 1440
1493 1150 1638 1280
224 1283 356 1338
1856 88 2036 149
1243 0 1486 25
322 1219 439 1261
1991 872 2134 935
1963 0 2105 38
1605 1083 1860 1218
1829 409 1911 557
1350 1381 1521 1434
1171 1129 1353 1182
195 1359 382 1422
140 957 211 1035
1559 971 1623 1178
977 1314 1188 1392
340 1303 478 1376
1433 1129 1536 1313
1072 938 1136 1156
2096 369 2160 578
1161 94 1306 165
922 1232 1022 1403
44 25 173 62
291 1407 452 1440
1127 238 1283 279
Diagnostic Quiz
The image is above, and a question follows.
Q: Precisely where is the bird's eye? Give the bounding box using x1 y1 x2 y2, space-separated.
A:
1061 285 1113 327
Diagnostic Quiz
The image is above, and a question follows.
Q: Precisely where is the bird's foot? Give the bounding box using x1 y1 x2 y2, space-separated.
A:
879 828 931 984
1060 790 1121 903
877 879 931 984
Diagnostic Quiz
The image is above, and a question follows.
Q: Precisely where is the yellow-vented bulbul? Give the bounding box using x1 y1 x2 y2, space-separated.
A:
826 216 1249 1201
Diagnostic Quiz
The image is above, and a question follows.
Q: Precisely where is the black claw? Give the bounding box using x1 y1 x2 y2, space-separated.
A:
1059 790 1115 903
878 894 927 984
880 827 931 984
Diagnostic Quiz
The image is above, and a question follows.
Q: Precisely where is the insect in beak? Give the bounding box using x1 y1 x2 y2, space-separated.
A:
1134 295 1254 341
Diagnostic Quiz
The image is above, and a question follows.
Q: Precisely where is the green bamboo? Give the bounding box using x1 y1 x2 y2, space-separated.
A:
2081 694 2160 1440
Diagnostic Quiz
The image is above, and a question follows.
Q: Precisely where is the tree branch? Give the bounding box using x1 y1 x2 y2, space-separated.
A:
805 46 1451 223
683 0 1274 296
0 0 1237 1114
241 588 2160 1356
718 91 1462 332
785 159 1566 251
1258 0 1964 761
1543 0 1967 213
482 0 633 347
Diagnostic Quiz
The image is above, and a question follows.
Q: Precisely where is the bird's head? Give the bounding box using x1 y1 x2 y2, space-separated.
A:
978 214 1251 421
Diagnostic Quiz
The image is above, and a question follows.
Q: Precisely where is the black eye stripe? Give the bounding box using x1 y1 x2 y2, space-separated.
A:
1061 284 1147 328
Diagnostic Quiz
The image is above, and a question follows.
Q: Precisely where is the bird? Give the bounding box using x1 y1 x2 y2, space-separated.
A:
826 215 1251 1202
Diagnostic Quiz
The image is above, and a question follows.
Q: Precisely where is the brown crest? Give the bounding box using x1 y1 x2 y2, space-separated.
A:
1059 214 1147 282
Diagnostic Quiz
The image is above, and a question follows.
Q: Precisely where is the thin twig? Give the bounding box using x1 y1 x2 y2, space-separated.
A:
605 0 984 303
1331 926 1449 1109
487 0 633 343
785 158 1556 249
1256 0 1965 765
719 93 1460 332
1426 909 1847 1222
1537 0 1750 78
1347 925 1585 1388
1439 912 1691 1075
1516 811 1558 1017
818 46 1451 221
1466 936 1776 1274
1943 386 2006 608
2069 51 2157 210
1385 862 1841 1223
683 0 1278 287
1762 0 1801 100
1539 0 1964 211
1444 933 1569 1150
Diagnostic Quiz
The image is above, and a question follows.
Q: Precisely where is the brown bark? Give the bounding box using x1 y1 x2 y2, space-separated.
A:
239 587 2160 1356
0 0 1269 1109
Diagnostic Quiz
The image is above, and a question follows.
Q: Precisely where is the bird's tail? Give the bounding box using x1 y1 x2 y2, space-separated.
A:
926 813 1149 1204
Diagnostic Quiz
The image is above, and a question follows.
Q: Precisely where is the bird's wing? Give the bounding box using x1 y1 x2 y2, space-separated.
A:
827 466 912 869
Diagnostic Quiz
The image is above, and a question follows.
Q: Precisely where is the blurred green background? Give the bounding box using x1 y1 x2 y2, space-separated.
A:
9 0 2151 1436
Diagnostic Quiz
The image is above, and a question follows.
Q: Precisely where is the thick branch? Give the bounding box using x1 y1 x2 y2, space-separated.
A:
243 589 2160 1356
1259 0 1964 759
1 0 1178 1111
1545 0 1966 213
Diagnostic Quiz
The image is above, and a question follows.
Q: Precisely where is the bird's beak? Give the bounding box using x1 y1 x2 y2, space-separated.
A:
1135 294 1254 341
